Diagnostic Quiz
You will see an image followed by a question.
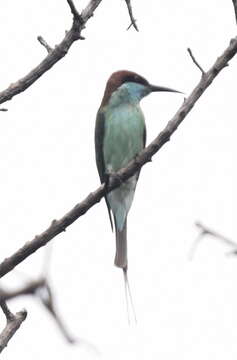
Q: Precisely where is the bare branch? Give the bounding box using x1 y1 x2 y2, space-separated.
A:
195 221 237 248
124 0 138 31
0 0 103 106
0 278 45 301
81 0 104 22
187 48 206 75
232 0 237 24
0 300 27 353
0 36 237 278
37 281 76 343
37 36 53 53
67 0 83 23
0 276 75 344
189 221 237 259
0 301 14 321
0 108 8 112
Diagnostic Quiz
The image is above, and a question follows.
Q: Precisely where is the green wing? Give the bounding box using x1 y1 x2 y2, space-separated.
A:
95 109 106 182
95 108 114 231
143 126 146 147
135 124 146 182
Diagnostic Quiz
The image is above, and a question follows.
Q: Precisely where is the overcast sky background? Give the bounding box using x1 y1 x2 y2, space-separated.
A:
0 0 237 359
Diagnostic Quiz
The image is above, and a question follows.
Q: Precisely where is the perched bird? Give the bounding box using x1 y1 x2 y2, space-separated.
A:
95 70 180 277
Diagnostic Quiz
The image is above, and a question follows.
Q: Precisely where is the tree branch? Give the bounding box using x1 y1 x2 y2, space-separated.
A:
195 222 237 248
232 0 237 24
0 0 103 106
189 221 237 259
67 0 83 22
0 279 45 301
124 0 138 31
37 281 76 343
0 36 237 278
0 300 27 353
81 0 103 23
0 276 75 344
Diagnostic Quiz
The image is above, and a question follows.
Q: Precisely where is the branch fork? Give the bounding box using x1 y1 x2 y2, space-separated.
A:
0 300 27 353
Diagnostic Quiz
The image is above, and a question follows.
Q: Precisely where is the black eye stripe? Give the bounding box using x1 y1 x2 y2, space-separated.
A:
124 75 148 86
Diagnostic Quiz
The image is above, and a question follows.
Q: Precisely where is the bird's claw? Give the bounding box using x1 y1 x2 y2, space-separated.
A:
105 171 123 189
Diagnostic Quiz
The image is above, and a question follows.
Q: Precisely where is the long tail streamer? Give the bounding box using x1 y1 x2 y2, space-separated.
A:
123 268 137 324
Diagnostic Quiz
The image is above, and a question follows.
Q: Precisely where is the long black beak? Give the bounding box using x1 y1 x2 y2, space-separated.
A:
150 84 183 94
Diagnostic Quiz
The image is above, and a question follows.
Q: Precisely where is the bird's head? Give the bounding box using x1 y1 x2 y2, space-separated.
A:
100 70 181 107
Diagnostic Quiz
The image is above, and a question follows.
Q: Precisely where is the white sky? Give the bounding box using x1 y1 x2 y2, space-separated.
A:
0 0 237 359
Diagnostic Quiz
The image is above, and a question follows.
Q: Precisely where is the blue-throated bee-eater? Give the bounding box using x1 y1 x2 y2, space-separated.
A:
95 70 181 275
95 71 181 322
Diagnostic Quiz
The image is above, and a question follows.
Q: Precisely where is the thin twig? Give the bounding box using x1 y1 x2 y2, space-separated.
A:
232 0 237 24
0 278 45 301
190 221 237 259
0 36 236 278
0 276 76 344
0 300 27 353
196 221 237 247
0 0 102 106
124 0 138 31
0 301 14 321
37 281 76 343
0 108 8 112
67 0 83 23
37 36 53 53
187 48 206 75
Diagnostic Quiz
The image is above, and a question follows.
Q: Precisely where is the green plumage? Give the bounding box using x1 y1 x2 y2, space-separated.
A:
95 95 146 269
95 110 114 230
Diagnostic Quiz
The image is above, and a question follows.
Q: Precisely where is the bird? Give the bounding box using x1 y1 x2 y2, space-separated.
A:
95 70 181 316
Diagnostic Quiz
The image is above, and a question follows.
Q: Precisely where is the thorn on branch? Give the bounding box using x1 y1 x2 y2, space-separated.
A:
37 36 53 53
124 0 139 31
187 48 206 75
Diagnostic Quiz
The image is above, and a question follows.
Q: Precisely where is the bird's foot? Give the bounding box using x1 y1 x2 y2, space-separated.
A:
105 171 123 189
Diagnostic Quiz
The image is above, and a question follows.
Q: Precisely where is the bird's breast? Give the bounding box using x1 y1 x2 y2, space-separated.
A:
103 104 145 172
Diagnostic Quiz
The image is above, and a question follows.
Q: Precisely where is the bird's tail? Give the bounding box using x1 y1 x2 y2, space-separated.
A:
114 219 127 269
114 219 137 323
123 267 137 324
